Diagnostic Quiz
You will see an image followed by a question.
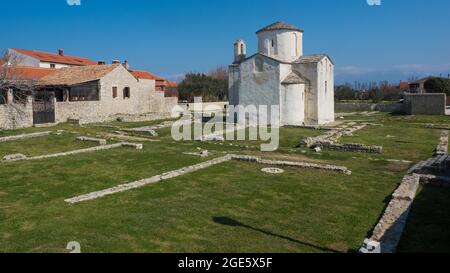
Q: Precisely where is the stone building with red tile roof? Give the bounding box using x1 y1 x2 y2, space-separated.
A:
8 48 97 69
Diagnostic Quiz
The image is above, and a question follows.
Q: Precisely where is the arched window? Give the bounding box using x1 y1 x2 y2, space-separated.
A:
292 33 298 57
240 44 244 54
254 57 264 72
123 87 130 99
325 81 328 94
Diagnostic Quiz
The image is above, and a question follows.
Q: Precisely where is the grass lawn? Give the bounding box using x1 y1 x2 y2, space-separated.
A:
0 113 448 252
397 186 450 253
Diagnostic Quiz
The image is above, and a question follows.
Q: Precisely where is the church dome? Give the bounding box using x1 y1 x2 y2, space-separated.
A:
256 21 304 62
256 21 304 34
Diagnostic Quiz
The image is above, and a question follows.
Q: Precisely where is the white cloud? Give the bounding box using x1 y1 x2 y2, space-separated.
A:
163 73 185 82
335 63 450 83
336 63 450 77
67 0 81 6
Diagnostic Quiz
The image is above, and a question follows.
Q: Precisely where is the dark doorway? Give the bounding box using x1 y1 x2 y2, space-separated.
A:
33 92 55 124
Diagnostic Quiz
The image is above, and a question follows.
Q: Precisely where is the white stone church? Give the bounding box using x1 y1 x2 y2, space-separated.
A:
228 21 335 126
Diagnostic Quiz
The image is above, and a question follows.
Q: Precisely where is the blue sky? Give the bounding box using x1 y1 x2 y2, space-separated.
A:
1 0 449 84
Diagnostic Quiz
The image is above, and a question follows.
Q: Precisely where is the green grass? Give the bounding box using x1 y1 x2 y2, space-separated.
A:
397 185 450 253
0 133 97 158
0 114 448 252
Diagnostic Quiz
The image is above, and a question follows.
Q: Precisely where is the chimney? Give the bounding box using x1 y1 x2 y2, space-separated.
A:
112 60 121 64
98 61 106 65
58 49 64 56
234 40 246 62
123 60 130 70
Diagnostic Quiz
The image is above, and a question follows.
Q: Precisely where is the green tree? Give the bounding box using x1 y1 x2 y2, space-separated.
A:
424 78 450 96
178 67 228 102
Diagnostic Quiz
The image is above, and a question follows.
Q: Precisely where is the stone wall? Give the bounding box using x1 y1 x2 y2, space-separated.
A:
55 66 154 124
53 67 178 125
335 102 404 113
0 131 52 142
178 101 229 113
361 175 420 253
316 141 383 154
404 93 446 115
300 122 383 153
434 130 449 156
0 97 33 130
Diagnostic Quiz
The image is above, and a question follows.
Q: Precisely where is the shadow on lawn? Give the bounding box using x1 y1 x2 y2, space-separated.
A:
212 216 340 253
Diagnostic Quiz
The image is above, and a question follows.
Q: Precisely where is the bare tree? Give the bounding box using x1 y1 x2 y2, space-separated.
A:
208 66 228 81
0 50 37 106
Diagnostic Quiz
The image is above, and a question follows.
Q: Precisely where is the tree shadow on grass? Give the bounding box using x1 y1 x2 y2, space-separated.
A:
212 216 340 253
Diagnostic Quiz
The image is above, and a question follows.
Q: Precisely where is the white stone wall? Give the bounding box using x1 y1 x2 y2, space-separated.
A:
257 30 303 62
235 55 281 123
39 62 71 69
228 65 240 106
280 83 305 125
316 57 335 124
294 62 318 124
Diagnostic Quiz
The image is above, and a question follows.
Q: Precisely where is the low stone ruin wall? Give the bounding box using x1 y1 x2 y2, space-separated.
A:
68 112 174 125
65 154 352 204
335 102 404 114
65 154 234 204
434 130 449 156
230 154 352 175
360 175 420 253
316 141 383 154
76 136 107 145
0 131 52 143
2 142 143 163
300 122 383 154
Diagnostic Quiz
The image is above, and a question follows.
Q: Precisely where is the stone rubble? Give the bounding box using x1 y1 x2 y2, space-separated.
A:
2 153 27 162
261 167 284 174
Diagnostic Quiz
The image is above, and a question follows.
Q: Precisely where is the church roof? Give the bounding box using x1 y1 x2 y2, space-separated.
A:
295 54 334 65
256 21 304 34
281 70 310 85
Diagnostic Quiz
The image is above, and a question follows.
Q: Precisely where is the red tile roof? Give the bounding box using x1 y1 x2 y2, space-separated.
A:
39 64 120 86
12 48 97 66
399 81 410 89
130 70 178 91
164 80 178 88
0 66 57 80
130 70 164 81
